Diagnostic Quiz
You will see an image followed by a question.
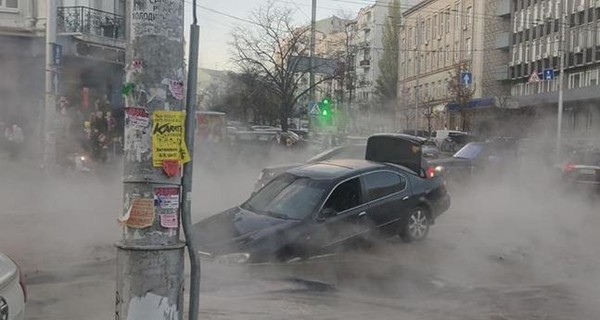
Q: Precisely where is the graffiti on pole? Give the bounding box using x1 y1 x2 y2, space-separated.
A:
131 0 183 40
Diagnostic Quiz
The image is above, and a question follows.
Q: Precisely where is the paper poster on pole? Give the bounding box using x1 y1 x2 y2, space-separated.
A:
151 111 190 167
160 213 179 229
125 107 150 130
154 187 180 210
118 198 155 229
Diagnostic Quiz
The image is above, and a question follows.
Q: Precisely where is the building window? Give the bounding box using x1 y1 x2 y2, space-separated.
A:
569 72 583 89
445 8 451 33
433 15 438 39
454 1 461 29
454 41 460 61
466 37 472 56
466 6 472 28
0 0 18 10
586 69 599 86
445 44 450 62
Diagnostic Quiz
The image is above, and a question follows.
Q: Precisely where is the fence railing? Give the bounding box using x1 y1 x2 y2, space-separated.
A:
57 6 125 40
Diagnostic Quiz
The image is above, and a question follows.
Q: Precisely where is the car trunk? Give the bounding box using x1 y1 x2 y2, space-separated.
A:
365 134 423 175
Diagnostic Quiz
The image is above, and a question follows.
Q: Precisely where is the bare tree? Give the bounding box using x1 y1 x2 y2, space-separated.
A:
231 1 339 131
447 61 475 132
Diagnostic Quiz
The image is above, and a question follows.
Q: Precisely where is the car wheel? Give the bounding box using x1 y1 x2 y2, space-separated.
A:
401 207 430 243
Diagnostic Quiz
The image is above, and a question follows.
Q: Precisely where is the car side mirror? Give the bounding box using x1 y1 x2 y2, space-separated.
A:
318 208 337 221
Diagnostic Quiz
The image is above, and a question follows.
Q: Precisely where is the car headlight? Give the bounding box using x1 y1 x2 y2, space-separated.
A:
215 252 251 264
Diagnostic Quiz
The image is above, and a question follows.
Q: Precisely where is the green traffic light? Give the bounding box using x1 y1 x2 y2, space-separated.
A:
322 109 329 116
322 98 330 106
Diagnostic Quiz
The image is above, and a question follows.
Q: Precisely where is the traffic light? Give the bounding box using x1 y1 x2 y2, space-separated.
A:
320 97 332 125
320 97 331 116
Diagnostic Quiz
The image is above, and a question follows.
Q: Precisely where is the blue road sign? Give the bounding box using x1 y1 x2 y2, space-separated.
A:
461 72 472 85
52 43 63 65
308 102 320 115
543 68 555 80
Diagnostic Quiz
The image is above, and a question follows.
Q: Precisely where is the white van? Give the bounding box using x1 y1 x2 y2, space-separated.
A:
430 130 467 147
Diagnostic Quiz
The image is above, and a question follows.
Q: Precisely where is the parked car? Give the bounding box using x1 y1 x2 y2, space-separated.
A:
193 134 451 263
428 138 519 183
399 129 430 139
440 132 478 153
557 149 600 193
430 130 467 148
0 253 26 320
422 140 441 159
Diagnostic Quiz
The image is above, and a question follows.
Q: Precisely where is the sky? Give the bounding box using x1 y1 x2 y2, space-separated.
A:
182 0 377 71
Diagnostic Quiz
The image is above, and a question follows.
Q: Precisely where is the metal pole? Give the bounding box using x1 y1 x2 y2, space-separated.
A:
181 1 200 319
310 0 317 102
556 2 566 162
43 0 57 170
308 0 317 135
116 1 186 319
414 14 421 136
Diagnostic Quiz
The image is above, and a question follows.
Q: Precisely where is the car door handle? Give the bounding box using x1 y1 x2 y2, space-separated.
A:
357 211 367 217
402 196 410 201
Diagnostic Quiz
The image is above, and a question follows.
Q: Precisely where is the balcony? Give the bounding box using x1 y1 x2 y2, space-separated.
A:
496 0 510 17
57 6 125 40
495 32 510 50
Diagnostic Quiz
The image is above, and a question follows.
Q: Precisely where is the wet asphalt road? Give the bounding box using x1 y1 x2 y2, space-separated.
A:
2 152 600 320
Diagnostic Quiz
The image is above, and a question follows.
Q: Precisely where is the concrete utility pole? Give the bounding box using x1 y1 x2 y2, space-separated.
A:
414 14 421 136
43 0 57 170
556 2 566 162
116 1 186 319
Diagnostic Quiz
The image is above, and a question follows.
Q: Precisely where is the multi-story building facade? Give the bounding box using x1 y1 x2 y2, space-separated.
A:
508 0 600 139
0 1 45 127
0 0 125 134
346 2 388 112
398 0 511 133
57 0 126 109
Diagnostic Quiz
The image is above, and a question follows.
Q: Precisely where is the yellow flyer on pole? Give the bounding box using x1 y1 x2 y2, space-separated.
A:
152 110 189 167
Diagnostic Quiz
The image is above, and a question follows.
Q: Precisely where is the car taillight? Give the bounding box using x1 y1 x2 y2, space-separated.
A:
564 163 576 173
426 166 436 179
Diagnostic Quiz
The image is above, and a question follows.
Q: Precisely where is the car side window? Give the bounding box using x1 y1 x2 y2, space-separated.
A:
322 177 362 215
431 131 437 138
363 172 406 202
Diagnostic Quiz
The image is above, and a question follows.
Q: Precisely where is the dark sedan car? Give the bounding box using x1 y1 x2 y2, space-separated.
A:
428 139 518 183
558 150 600 193
255 144 366 191
255 134 439 191
194 135 451 263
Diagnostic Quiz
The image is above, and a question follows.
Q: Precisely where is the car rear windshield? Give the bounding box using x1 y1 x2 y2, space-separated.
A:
242 174 328 220
454 143 484 159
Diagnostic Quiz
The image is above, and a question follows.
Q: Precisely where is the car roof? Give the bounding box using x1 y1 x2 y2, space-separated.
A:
370 133 426 144
289 159 387 180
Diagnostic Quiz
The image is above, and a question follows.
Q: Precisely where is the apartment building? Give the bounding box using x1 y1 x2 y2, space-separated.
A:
0 0 45 126
346 2 388 111
508 0 600 138
56 0 126 108
398 0 511 133
0 0 126 130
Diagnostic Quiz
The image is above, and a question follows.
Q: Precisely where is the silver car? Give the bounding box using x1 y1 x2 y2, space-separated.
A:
0 253 25 320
